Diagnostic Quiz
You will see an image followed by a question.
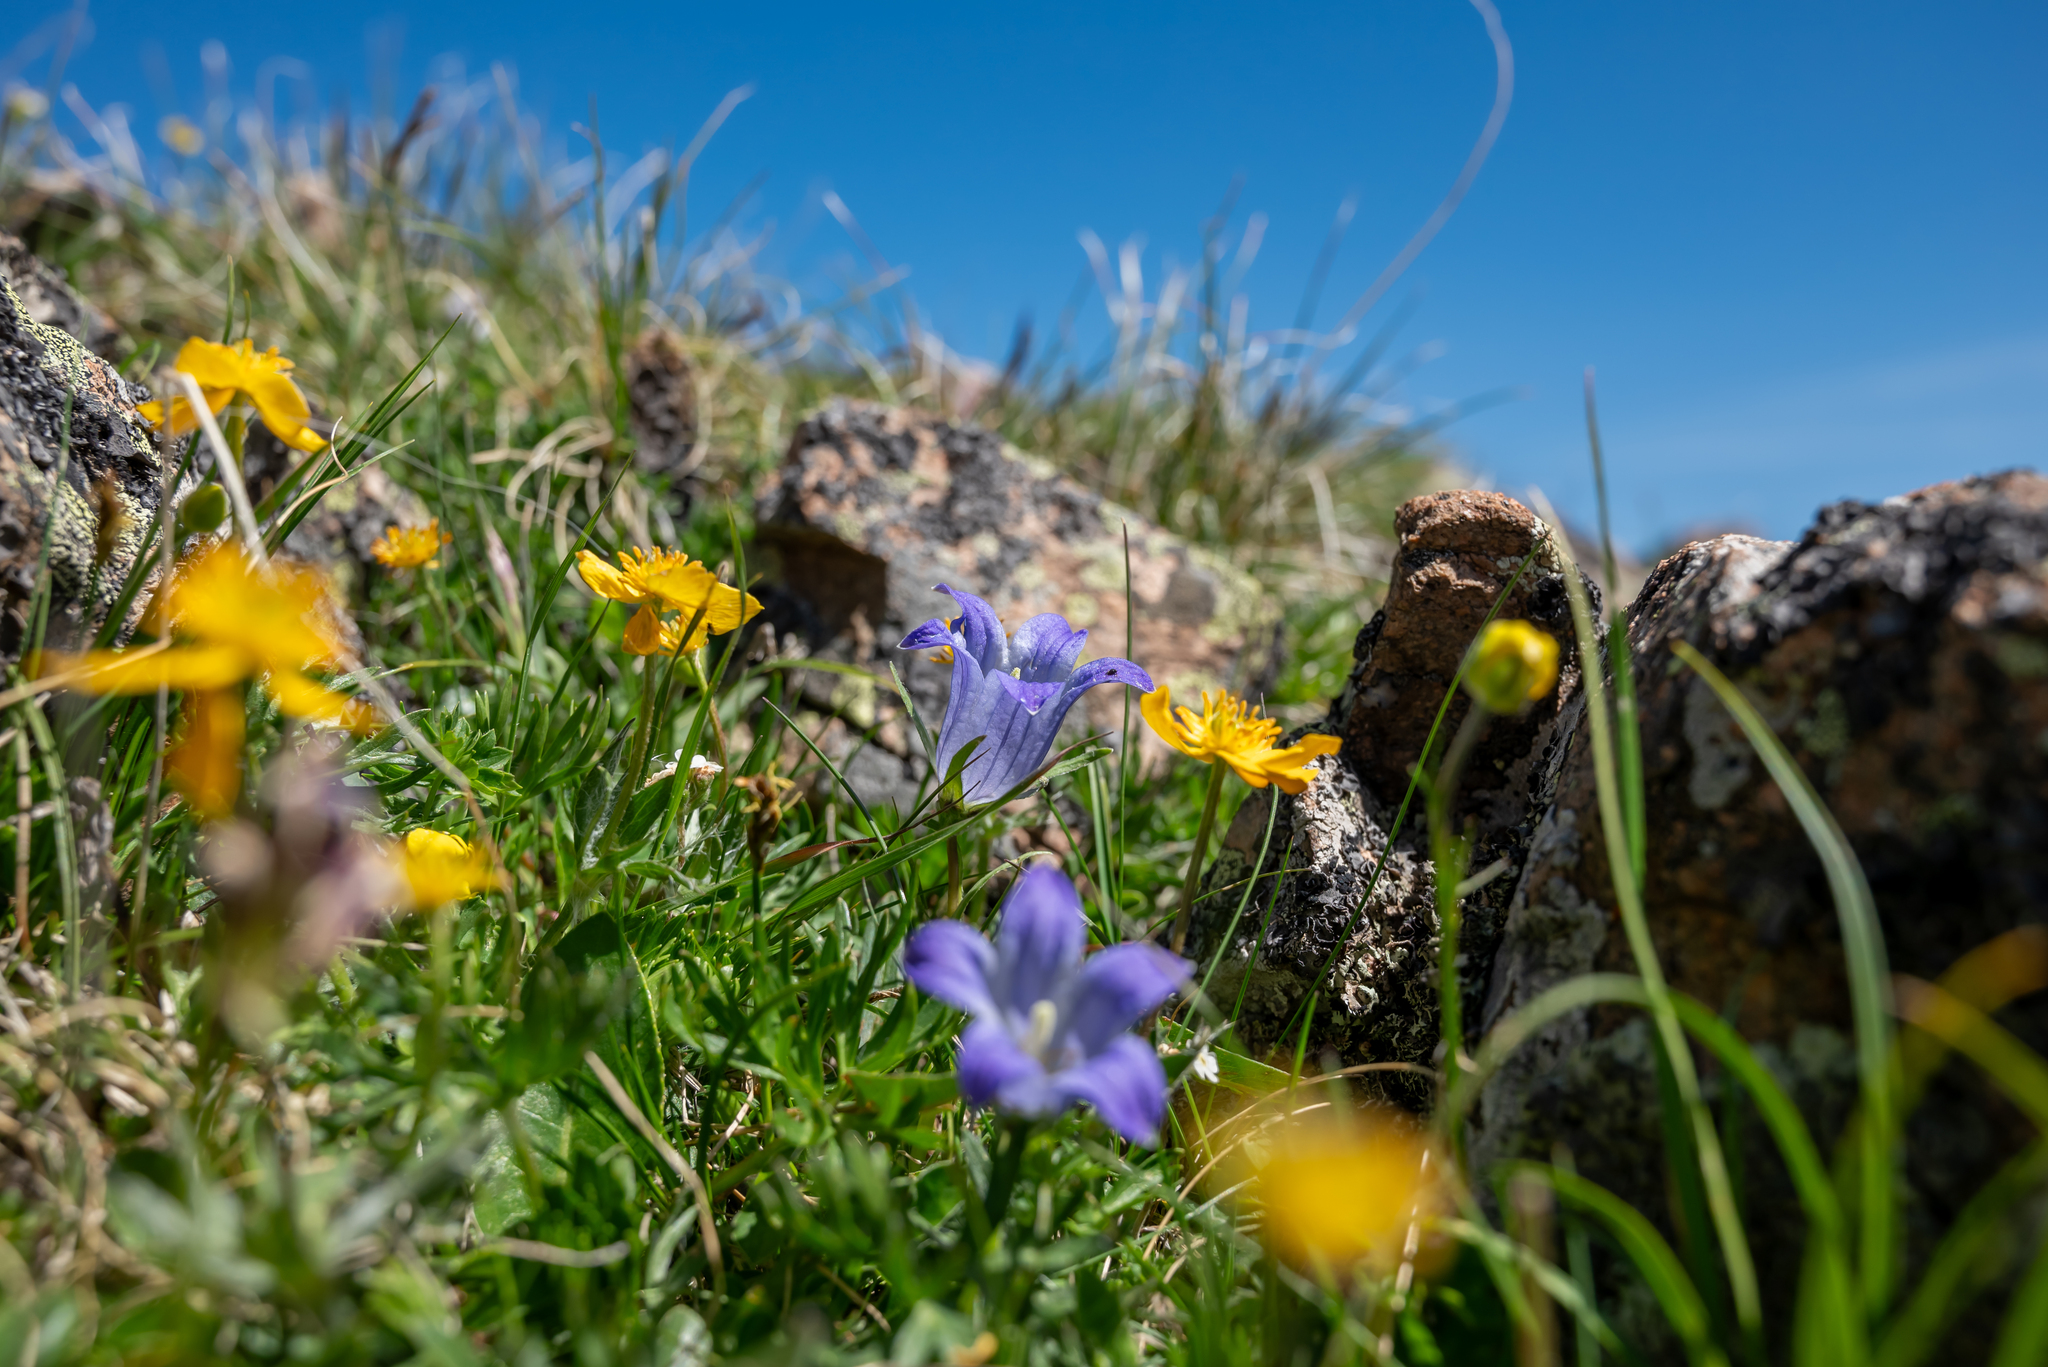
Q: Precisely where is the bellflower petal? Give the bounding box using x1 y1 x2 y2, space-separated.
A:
906 589 1151 807
1008 614 1089 680
904 921 1000 1017
1057 656 1151 696
1064 943 1191 1054
934 645 999 771
899 618 955 651
902 866 1182 1146
1052 1035 1170 1145
933 584 1005 667
957 1018 1047 1107
997 674 1063 713
991 864 1086 1011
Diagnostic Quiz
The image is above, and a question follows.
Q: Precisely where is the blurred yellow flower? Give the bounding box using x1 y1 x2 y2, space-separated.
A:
1235 1111 1449 1280
165 687 245 819
1463 619 1559 716
398 829 504 907
1141 686 1340 794
371 520 451 570
580 547 762 653
40 543 374 732
137 337 327 453
157 115 204 156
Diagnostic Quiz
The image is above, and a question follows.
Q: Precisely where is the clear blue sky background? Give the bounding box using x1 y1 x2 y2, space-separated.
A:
8 1 2045 550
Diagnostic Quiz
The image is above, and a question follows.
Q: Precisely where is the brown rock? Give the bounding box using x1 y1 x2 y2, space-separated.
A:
751 399 1281 812
1187 489 1592 1098
625 327 701 492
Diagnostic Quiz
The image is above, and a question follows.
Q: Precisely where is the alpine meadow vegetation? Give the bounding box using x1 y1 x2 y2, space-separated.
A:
3 11 2048 1367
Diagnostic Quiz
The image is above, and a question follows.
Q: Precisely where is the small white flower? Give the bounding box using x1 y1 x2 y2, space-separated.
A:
687 754 723 782
1190 1045 1219 1084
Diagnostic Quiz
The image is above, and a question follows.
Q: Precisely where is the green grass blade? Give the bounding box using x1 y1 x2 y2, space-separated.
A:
1525 1164 1731 1367
1873 1141 2048 1367
1988 1226 2048 1367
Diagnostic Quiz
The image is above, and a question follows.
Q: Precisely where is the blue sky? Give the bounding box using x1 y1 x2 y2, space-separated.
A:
8 1 2045 550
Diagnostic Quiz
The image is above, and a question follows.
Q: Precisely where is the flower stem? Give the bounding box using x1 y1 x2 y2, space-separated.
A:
1170 761 1229 955
944 834 962 919
1430 705 1489 1112
984 1118 1032 1227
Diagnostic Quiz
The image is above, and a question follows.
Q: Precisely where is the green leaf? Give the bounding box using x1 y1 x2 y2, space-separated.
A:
472 1084 573 1237
841 1070 959 1126
573 724 634 870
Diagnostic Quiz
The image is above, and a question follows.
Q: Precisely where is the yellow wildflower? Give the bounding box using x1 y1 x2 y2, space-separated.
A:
397 829 505 907
1463 619 1560 716
579 547 763 653
370 520 451 570
137 337 328 453
40 542 375 733
165 686 246 819
1141 686 1340 794
1234 1110 1450 1280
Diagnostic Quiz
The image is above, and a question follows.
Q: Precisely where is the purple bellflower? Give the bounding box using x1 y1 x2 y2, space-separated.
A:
899 585 1151 806
903 864 1189 1145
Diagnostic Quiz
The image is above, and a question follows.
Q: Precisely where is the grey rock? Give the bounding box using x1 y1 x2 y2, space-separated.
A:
0 238 163 660
1473 472 2048 1357
751 399 1281 814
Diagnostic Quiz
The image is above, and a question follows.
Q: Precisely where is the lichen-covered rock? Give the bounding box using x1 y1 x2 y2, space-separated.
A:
752 399 1282 812
0 232 118 357
0 239 163 660
1186 489 1592 1094
1473 472 2048 1356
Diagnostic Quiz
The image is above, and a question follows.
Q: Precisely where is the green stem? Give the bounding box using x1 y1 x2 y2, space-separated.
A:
983 1118 1032 1229
944 835 961 919
1430 705 1489 1110
1170 761 1229 955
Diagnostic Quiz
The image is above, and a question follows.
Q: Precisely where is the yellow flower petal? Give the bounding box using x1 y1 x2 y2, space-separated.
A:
576 548 650 604
399 828 504 907
164 543 347 675
1239 1113 1448 1279
264 670 376 731
621 604 668 656
170 337 248 390
166 687 245 819
1251 733 1343 795
1142 684 1337 793
1141 686 1202 760
40 642 254 695
1464 619 1560 715
631 556 761 631
162 338 324 451
370 520 450 570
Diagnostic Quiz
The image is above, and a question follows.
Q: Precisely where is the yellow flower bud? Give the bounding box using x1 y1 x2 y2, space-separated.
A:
1463 619 1559 715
